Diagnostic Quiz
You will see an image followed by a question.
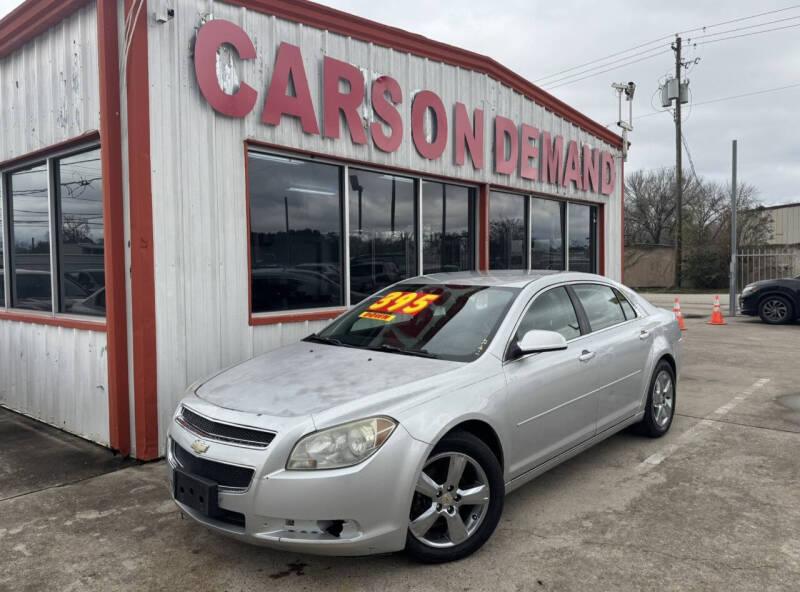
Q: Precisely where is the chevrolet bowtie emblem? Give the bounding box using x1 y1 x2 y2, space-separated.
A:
191 440 209 454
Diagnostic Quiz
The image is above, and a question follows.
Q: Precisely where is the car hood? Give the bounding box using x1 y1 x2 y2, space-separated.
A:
195 341 463 418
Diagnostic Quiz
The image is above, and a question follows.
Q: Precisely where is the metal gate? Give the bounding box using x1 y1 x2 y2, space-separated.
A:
736 247 798 290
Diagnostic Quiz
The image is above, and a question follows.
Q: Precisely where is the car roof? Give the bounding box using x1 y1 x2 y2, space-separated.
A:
397 270 610 288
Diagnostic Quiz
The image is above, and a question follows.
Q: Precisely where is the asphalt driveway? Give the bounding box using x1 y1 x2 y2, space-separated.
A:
1 305 798 591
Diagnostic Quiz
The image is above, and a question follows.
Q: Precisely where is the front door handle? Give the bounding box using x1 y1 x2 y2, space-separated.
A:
578 350 595 362
639 329 651 340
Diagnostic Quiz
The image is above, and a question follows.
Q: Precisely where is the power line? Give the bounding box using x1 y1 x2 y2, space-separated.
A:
535 4 800 85
606 82 800 126
545 50 672 90
694 21 800 45
687 14 800 41
541 44 670 88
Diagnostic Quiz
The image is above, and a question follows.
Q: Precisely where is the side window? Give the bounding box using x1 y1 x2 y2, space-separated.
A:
516 286 581 342
615 288 637 320
573 284 627 332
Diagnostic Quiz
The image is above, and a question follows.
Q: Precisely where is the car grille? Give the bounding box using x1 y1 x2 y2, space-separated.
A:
172 441 254 490
177 406 275 448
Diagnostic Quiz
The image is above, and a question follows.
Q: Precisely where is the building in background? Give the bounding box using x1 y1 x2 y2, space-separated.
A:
0 0 624 458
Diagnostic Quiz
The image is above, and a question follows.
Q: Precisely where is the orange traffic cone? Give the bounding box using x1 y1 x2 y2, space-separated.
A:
673 297 687 331
706 295 727 325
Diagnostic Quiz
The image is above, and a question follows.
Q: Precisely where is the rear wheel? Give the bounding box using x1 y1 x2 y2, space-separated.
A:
758 295 793 325
636 360 676 438
405 431 503 563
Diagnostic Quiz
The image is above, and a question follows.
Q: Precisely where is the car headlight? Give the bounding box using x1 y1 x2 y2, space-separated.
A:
287 417 397 470
741 285 756 297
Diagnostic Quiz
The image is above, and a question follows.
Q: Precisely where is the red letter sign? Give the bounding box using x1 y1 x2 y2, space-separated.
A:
519 124 539 180
494 116 518 175
262 42 319 135
194 20 258 118
370 76 403 153
411 91 448 160
562 140 583 190
323 57 367 144
454 103 484 169
541 132 564 186
583 145 600 193
600 151 616 195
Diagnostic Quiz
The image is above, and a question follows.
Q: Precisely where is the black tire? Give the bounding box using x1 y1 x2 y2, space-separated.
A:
758 295 793 325
635 360 676 438
405 430 504 563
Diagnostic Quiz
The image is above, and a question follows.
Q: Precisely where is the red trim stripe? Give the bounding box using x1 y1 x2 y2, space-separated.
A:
251 310 346 326
0 0 91 58
478 184 490 271
0 311 106 332
221 0 622 149
97 0 131 457
125 0 159 461
0 131 100 170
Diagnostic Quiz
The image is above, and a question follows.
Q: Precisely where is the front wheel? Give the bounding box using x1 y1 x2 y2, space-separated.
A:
635 360 676 438
759 295 793 325
405 431 504 563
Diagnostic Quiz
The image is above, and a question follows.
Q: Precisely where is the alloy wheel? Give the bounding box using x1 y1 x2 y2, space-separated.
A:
762 298 789 322
409 452 491 548
652 370 674 428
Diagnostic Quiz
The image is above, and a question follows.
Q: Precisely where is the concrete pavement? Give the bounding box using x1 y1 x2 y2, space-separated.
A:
1 309 798 591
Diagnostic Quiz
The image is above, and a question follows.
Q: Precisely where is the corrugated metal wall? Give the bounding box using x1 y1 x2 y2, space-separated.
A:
146 0 623 451
0 4 108 444
0 321 110 444
0 3 100 162
769 205 800 245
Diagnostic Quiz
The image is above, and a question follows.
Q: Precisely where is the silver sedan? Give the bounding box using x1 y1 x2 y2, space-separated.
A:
167 271 681 563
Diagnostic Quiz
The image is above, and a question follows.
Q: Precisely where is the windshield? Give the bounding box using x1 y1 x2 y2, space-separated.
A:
310 284 520 362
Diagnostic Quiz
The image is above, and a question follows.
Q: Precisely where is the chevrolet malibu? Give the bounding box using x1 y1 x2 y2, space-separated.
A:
167 271 681 563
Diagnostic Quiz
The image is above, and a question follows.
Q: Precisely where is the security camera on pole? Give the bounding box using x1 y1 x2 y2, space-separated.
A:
612 81 636 162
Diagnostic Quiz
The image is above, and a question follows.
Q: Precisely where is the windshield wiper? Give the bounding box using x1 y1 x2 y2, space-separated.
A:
303 334 347 347
367 344 439 359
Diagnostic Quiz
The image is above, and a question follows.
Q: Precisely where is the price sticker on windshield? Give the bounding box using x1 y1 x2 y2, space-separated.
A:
368 291 440 316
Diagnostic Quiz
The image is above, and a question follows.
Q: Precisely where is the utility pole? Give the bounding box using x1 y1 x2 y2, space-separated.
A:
673 36 683 289
729 140 738 315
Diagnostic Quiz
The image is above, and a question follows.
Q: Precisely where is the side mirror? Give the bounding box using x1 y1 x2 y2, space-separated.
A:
516 330 568 355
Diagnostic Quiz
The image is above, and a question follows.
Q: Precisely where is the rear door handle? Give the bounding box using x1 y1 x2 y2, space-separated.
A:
578 350 595 362
639 329 650 340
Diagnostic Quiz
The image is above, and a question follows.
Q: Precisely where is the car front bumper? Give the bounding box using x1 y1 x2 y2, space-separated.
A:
166 413 428 556
740 293 758 316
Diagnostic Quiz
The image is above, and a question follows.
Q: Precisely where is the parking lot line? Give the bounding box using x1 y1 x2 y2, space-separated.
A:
637 377 770 472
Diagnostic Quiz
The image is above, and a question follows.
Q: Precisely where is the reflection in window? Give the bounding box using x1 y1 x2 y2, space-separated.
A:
573 284 626 332
57 148 105 316
568 203 596 273
9 163 52 312
489 191 526 270
348 170 417 302
248 153 343 313
516 286 581 342
422 181 475 274
531 198 564 271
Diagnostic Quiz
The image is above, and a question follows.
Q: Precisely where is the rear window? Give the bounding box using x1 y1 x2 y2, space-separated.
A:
572 284 627 332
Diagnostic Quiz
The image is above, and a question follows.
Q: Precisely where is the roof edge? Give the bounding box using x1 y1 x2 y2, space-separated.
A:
0 0 92 58
222 0 624 149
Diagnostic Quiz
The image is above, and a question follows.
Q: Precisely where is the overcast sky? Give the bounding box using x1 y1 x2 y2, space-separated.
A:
2 0 798 205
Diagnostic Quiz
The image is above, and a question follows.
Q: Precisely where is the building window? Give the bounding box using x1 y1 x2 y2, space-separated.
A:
56 148 105 316
567 203 597 273
348 170 417 303
422 181 476 274
489 191 527 270
1 145 105 316
8 163 53 312
248 153 344 314
531 197 565 270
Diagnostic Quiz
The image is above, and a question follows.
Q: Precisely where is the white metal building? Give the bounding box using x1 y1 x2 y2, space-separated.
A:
0 0 625 459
